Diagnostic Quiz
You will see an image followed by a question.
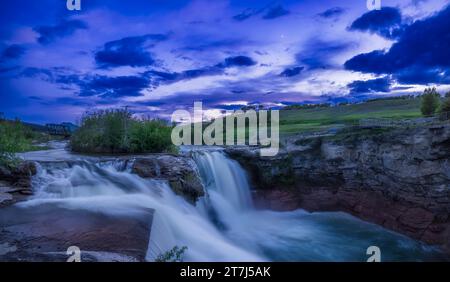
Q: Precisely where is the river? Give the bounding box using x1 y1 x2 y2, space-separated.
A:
8 143 445 261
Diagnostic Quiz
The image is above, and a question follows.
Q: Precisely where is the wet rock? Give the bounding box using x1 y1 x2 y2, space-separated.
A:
0 204 153 262
0 161 37 189
132 155 204 204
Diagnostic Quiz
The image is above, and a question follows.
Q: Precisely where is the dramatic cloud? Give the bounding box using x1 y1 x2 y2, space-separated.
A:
347 77 392 93
2 0 450 123
20 67 150 98
349 7 403 39
95 34 168 68
345 5 450 84
142 55 257 86
34 20 88 44
79 75 150 97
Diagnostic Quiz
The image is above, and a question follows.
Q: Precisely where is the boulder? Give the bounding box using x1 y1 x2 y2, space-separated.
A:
132 155 204 204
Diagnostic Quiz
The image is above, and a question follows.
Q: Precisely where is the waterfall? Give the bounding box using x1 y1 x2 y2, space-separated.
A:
15 149 443 262
193 150 253 209
20 157 264 262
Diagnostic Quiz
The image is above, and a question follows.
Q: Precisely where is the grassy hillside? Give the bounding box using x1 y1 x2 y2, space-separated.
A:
279 98 422 135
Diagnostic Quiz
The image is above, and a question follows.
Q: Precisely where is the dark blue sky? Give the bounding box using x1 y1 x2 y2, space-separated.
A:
0 0 449 123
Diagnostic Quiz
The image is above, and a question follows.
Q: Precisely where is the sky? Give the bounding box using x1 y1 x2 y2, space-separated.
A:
0 0 449 123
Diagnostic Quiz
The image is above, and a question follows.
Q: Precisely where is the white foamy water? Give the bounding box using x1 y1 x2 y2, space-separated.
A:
17 149 445 261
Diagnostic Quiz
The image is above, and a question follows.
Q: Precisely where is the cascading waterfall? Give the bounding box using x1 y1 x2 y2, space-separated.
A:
17 149 444 262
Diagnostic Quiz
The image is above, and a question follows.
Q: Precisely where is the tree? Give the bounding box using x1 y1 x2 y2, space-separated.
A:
420 87 440 117
445 91 450 98
440 96 450 115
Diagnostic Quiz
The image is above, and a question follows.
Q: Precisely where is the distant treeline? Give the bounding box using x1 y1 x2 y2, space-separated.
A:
281 92 450 111
283 103 332 110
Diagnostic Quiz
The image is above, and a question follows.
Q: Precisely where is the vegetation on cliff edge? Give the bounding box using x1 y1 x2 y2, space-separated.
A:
70 109 176 154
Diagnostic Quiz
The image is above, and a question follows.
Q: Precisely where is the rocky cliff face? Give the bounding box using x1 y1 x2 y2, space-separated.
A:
225 124 450 253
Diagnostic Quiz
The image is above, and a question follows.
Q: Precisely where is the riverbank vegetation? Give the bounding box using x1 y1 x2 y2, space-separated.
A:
70 109 176 154
0 120 48 167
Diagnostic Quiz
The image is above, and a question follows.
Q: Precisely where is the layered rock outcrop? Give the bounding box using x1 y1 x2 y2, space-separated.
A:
226 124 450 253
131 155 204 204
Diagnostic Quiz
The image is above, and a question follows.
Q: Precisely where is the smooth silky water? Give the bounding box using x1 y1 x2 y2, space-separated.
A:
16 146 446 261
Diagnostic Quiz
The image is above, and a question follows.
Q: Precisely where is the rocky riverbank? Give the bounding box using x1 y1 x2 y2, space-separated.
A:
0 162 37 208
0 152 204 261
225 124 450 253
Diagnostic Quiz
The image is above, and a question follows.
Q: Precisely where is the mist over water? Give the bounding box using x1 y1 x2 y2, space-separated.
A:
17 148 444 261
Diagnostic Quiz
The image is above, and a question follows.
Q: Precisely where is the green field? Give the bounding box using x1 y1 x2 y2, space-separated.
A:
279 98 422 135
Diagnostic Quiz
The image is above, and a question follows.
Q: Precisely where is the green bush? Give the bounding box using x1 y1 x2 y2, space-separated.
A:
129 119 174 153
155 246 188 262
420 87 441 117
70 109 176 154
0 121 38 166
440 97 450 117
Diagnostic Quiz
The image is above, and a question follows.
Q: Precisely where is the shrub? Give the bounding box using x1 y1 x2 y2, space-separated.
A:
439 97 450 118
129 119 174 153
70 109 175 154
420 87 440 117
155 246 188 262
0 121 37 166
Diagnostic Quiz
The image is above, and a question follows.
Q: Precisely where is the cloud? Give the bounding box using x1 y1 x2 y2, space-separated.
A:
232 3 289 21
2 44 26 59
34 20 88 44
262 5 290 20
21 67 150 98
95 34 168 68
280 66 303 77
345 5 450 84
318 7 345 19
297 40 354 70
142 55 257 86
233 8 260 21
347 77 391 94
19 54 257 100
219 56 257 67
79 75 150 98
395 66 450 84
349 7 404 39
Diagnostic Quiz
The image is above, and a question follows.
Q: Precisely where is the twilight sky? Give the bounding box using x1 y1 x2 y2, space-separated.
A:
0 0 449 123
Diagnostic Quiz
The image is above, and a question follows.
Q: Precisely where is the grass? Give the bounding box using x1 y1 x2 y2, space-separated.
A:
279 97 422 135
70 109 176 154
0 120 50 167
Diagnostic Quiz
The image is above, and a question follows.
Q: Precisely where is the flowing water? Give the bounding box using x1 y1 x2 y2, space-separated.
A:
14 146 446 261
